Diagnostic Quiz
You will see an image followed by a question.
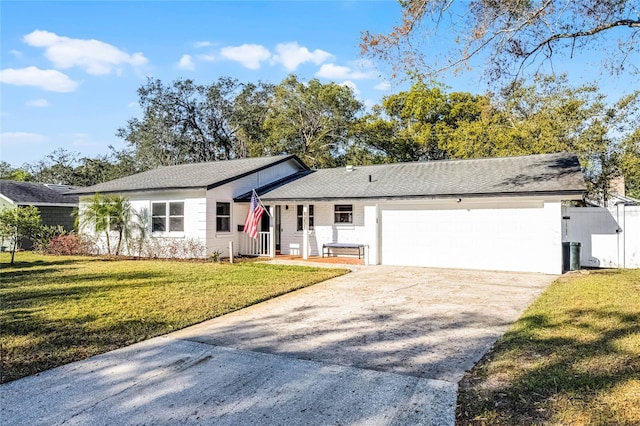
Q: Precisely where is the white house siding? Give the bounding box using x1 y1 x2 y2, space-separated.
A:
279 202 372 258
205 158 305 257
379 199 563 275
78 189 207 256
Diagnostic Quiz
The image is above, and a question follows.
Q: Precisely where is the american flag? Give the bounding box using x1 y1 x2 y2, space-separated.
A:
243 191 265 239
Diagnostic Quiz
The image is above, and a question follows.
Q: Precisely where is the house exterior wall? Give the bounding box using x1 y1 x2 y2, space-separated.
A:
38 206 76 231
278 198 564 274
78 157 304 258
279 201 373 258
206 159 305 257
78 189 207 256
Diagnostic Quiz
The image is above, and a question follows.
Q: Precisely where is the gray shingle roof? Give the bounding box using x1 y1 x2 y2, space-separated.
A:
70 155 306 195
0 181 79 205
257 152 586 201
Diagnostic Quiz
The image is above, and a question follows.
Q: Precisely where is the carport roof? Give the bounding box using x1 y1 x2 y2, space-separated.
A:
250 152 586 201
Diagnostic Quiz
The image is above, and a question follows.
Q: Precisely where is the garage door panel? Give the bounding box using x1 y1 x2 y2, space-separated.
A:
381 207 553 273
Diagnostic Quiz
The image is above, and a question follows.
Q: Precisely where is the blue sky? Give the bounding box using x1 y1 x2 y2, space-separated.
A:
1 1 637 168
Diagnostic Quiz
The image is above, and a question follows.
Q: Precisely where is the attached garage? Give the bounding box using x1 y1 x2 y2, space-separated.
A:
380 200 561 274
255 152 587 275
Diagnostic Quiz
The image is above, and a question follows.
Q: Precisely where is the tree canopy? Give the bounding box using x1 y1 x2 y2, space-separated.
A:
361 0 640 81
6 73 639 202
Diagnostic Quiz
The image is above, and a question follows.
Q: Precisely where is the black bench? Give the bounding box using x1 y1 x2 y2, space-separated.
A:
322 243 365 259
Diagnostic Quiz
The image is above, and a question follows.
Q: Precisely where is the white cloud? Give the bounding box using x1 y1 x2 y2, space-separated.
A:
220 44 271 70
339 80 360 96
0 66 80 92
25 99 50 107
10 50 23 58
177 54 195 70
23 29 148 75
128 101 138 108
197 54 215 62
375 81 391 91
1 132 47 145
194 41 212 48
315 63 374 80
273 42 333 71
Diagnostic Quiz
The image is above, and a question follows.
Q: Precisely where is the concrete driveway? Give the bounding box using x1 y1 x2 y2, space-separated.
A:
0 264 555 425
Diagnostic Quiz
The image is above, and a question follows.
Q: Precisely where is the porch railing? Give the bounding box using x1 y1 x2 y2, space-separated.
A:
242 232 271 256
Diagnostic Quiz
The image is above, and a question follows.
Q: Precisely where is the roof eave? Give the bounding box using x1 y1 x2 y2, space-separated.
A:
259 189 586 203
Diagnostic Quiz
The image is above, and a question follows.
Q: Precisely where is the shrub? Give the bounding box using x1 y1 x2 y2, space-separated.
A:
44 234 95 256
141 237 206 259
32 225 67 253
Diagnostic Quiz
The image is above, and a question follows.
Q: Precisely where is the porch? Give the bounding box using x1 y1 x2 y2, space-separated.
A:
239 232 364 265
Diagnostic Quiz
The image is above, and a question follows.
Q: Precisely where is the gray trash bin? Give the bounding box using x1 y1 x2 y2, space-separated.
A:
562 242 581 272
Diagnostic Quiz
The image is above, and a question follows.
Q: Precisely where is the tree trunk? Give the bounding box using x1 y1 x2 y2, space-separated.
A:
10 235 17 264
105 231 111 255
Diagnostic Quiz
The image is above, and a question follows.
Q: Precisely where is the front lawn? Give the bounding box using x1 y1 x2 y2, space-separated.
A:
456 269 640 425
0 252 347 383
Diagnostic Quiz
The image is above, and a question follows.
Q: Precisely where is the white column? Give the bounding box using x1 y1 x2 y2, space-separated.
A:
302 204 309 260
269 205 276 258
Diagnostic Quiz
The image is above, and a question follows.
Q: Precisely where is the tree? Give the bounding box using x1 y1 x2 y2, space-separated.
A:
76 194 132 255
25 148 78 184
232 81 276 158
0 162 31 181
361 0 639 81
0 205 42 264
620 128 640 198
117 77 249 169
355 81 486 162
263 75 363 168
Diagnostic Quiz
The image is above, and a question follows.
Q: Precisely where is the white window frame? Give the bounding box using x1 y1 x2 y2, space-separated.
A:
334 204 353 224
216 201 232 233
151 201 185 234
297 205 314 232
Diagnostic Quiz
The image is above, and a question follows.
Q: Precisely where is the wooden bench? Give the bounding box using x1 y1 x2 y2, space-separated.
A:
322 243 365 259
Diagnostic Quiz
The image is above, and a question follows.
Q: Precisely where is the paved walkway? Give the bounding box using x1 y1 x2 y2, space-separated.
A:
0 264 556 425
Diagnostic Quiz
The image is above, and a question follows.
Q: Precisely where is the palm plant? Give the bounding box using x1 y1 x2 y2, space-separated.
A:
76 193 132 255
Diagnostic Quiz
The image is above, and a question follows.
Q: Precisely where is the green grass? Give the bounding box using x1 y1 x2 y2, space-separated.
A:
0 252 347 383
456 269 640 426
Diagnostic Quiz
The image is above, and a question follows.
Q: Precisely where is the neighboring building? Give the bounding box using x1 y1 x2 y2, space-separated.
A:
71 152 586 274
0 181 79 249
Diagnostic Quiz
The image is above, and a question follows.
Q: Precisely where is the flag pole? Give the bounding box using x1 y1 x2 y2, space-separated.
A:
253 189 272 217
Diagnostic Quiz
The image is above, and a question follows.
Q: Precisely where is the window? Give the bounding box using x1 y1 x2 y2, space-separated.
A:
151 201 184 232
334 204 353 224
152 202 166 232
169 202 184 232
216 202 231 232
297 205 314 231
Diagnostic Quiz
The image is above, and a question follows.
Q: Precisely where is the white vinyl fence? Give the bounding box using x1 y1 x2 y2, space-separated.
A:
565 205 640 268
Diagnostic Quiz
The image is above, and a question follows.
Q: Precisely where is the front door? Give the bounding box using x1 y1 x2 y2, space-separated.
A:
260 206 282 251
275 205 281 251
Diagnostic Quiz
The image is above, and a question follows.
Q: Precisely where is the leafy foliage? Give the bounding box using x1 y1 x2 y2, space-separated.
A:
42 234 95 256
263 75 363 168
75 193 132 255
0 206 42 264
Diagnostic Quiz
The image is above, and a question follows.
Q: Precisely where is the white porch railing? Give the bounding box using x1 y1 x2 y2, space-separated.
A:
242 232 271 256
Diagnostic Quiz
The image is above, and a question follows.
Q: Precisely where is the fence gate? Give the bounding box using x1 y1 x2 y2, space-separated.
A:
565 205 639 268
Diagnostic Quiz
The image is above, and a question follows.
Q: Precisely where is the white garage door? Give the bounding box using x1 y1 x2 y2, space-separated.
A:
381 206 557 273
